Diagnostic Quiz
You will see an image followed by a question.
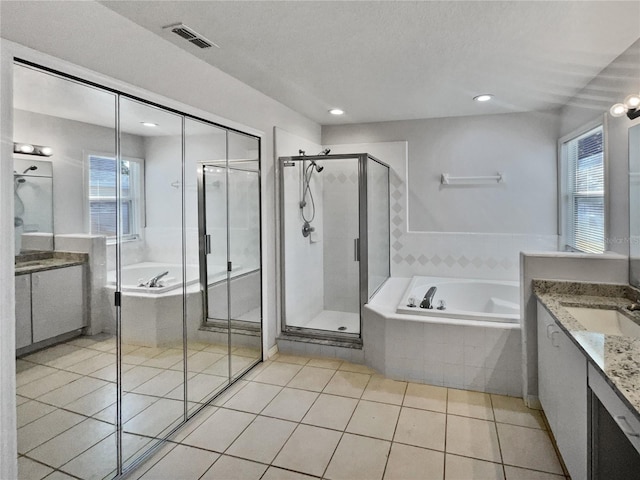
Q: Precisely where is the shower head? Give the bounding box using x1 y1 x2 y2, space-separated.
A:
311 160 324 173
319 148 331 155
23 165 38 174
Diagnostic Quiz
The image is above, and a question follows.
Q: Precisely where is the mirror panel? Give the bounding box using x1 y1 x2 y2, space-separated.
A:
227 131 262 378
629 124 640 287
186 118 230 414
118 97 186 467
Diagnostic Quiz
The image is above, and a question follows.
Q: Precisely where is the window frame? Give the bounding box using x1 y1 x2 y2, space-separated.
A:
84 151 145 243
558 116 608 253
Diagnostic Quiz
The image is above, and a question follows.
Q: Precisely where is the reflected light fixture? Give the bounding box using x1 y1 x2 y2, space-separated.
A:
141 122 158 127
13 142 53 157
473 94 493 102
329 108 344 115
610 93 640 120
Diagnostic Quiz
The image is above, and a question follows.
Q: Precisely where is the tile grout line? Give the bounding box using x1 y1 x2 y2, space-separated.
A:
379 380 408 480
488 393 508 480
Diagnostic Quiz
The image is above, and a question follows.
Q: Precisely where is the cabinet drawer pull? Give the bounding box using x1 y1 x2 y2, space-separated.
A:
550 330 560 347
614 416 640 437
546 324 555 338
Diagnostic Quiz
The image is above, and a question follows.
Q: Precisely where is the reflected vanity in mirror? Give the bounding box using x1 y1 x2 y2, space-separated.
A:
629 124 640 287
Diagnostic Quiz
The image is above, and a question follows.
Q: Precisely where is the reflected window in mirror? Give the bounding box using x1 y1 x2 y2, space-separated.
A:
560 123 605 253
87 154 145 241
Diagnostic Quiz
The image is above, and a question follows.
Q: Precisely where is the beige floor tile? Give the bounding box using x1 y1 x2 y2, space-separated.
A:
446 415 502 463
201 455 267 480
181 408 255 452
37 376 108 407
448 388 494 420
211 380 248 406
16 400 56 428
18 409 85 453
123 398 184 438
497 423 564 475
89 362 134 383
168 373 227 404
261 467 317 480
226 416 297 463
95 392 158 424
18 456 53 480
445 454 505 480
233 346 261 358
302 393 358 431
64 352 116 376
223 381 281 413
141 349 185 370
307 357 343 369
491 395 546 429
28 418 114 468
325 433 390 480
384 443 444 480
61 433 149 480
16 395 30 406
122 366 165 391
17 370 82 399
261 387 319 421
187 351 226 372
202 343 229 354
87 337 117 352
170 405 219 443
122 347 164 365
133 369 184 397
65 383 117 417
339 362 378 374
394 407 446 451
241 360 271 380
203 357 232 376
346 400 400 440
252 361 303 386
274 353 310 365
273 424 342 476
231 355 257 377
504 465 566 479
16 364 59 388
41 471 75 479
404 383 448 412
22 344 83 366
287 365 336 392
323 370 371 398
48 347 103 370
362 376 407 405
139 444 218 480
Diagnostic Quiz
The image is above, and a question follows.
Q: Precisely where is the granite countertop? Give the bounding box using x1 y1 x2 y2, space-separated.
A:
15 251 88 275
534 280 640 421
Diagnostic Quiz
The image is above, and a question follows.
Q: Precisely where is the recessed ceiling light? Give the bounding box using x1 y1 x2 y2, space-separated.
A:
329 108 345 115
473 94 493 102
141 122 158 127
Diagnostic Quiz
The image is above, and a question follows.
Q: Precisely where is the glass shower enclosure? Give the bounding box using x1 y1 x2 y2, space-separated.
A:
279 153 390 339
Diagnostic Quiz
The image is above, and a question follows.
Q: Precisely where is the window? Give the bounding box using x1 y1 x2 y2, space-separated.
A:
88 154 144 240
560 125 605 253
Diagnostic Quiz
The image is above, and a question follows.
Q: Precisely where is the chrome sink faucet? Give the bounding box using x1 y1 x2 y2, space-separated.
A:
627 300 640 312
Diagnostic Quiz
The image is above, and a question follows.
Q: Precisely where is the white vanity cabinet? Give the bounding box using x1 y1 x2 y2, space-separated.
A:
537 301 588 479
15 274 32 349
15 264 86 350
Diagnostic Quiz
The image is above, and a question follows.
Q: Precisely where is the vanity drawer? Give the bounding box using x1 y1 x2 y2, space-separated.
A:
589 363 640 455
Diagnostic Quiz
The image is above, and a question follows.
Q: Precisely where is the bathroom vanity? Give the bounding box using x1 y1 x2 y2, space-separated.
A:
535 280 640 479
15 251 87 352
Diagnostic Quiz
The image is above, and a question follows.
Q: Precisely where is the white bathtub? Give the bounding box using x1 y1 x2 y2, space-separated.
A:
107 262 237 294
396 276 519 322
363 277 522 396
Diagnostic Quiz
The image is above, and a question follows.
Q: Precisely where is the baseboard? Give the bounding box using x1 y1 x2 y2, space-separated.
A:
267 344 279 359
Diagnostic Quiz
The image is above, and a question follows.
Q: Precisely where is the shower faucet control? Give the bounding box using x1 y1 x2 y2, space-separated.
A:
420 286 437 309
302 221 315 238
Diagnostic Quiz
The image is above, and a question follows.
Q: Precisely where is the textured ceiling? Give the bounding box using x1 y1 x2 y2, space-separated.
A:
86 2 640 124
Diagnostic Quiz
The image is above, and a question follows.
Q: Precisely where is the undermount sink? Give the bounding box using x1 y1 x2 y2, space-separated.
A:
564 306 640 338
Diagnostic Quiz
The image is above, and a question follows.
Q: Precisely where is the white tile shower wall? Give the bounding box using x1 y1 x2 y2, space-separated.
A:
322 159 360 313
327 142 558 281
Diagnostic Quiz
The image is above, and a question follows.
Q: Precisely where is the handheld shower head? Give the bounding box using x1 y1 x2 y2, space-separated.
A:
23 165 38 174
311 160 324 173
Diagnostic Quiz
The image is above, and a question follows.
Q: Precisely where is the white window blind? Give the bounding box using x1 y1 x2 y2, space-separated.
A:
565 126 604 253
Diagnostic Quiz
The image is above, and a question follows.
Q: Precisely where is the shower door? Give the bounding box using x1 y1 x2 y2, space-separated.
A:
281 156 361 336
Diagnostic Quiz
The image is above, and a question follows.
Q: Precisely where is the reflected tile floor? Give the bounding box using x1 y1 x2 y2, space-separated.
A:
16 335 260 480
17 344 566 480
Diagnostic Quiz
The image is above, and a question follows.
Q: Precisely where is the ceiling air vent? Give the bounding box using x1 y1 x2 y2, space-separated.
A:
163 23 219 49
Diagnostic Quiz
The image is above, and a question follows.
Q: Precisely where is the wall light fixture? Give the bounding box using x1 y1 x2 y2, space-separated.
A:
610 93 640 120
13 142 53 157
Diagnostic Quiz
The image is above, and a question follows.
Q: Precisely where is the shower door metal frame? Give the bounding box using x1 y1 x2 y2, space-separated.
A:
278 153 390 341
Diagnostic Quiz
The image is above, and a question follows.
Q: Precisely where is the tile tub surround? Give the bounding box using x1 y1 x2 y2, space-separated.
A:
534 280 640 421
364 278 522 396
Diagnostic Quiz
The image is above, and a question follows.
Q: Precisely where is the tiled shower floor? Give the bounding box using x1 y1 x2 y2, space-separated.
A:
297 310 360 334
18 345 567 480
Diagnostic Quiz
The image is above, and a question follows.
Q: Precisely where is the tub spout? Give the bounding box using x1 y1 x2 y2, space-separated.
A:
420 286 437 309
140 271 169 288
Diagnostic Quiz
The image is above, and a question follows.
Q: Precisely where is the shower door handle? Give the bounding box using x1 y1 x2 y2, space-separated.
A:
354 238 360 262
204 234 212 255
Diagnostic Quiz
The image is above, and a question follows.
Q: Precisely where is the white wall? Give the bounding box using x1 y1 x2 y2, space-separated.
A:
559 39 640 256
